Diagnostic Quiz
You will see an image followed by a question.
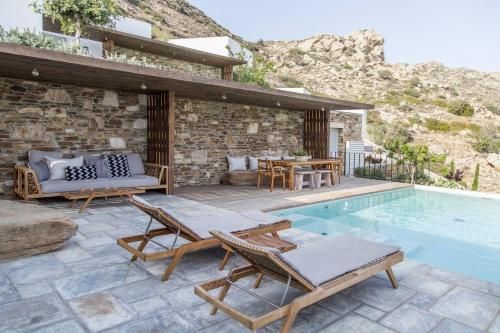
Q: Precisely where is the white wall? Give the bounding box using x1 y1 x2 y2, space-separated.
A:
338 109 368 141
169 36 253 62
0 0 42 32
113 17 151 38
278 87 311 95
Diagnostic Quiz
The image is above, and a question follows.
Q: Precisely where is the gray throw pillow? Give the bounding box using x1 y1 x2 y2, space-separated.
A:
126 154 145 175
83 156 109 178
31 161 50 182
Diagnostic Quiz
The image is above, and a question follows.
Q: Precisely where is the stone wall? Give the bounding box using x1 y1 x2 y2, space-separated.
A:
174 99 303 186
0 77 148 194
330 111 362 151
115 46 222 79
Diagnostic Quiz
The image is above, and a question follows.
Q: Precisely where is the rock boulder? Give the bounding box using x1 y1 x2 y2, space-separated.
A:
0 201 77 260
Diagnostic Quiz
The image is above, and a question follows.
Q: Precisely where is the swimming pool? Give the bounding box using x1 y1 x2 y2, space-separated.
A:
275 188 500 284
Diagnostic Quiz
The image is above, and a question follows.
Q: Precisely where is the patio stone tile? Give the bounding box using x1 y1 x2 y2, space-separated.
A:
400 275 454 297
35 320 87 333
159 312 203 332
104 317 166 333
84 243 131 258
0 294 71 331
267 304 340 333
72 232 87 241
86 207 124 214
432 319 483 333
489 315 500 333
428 267 500 297
184 303 230 327
77 236 116 248
78 222 116 235
73 217 91 225
379 304 441 333
67 254 128 273
83 213 117 221
317 293 362 315
0 284 18 304
129 295 171 317
342 277 416 311
406 293 438 310
318 314 395 333
354 305 386 321
162 284 206 310
16 281 53 299
53 263 149 299
377 260 429 282
111 278 174 304
429 287 500 330
53 245 93 263
69 292 135 332
3 255 70 285
197 318 265 332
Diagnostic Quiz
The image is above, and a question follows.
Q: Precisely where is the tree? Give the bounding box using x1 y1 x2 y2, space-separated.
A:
31 0 120 44
471 163 480 191
385 138 444 184
233 55 276 88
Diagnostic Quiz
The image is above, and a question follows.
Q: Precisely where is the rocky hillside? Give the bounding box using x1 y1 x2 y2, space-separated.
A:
119 1 500 192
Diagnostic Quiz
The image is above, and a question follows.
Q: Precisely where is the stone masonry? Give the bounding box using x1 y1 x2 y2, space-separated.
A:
330 110 362 151
174 99 303 187
115 46 222 79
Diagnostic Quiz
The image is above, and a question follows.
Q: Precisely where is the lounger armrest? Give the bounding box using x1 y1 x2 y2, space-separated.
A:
14 165 42 198
143 162 168 185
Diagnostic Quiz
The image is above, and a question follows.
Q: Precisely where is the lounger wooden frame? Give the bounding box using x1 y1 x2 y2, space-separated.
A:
117 198 292 282
195 231 404 332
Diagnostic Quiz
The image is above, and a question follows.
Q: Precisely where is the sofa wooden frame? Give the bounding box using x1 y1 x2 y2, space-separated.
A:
12 162 168 200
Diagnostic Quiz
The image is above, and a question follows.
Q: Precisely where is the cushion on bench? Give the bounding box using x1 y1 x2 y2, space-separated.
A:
40 175 159 193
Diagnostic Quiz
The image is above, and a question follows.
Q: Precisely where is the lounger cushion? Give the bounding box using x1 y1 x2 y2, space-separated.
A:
278 235 400 287
40 175 159 193
215 231 281 254
158 207 285 239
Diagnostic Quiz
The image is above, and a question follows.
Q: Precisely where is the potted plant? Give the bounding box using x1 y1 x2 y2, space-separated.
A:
293 149 310 161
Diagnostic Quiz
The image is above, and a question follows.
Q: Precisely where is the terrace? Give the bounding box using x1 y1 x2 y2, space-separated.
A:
1 180 499 332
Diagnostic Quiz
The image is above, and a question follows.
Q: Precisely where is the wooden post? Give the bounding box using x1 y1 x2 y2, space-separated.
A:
303 110 330 159
102 39 115 57
167 92 175 193
221 65 233 81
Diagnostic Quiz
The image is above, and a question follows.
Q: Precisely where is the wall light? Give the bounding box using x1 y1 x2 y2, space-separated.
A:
31 68 39 77
276 101 281 107
140 83 147 90
222 94 227 100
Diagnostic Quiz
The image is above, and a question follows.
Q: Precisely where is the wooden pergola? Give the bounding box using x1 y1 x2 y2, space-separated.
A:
0 44 374 193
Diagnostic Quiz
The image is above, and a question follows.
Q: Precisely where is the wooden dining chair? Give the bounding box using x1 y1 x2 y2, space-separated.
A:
257 159 286 192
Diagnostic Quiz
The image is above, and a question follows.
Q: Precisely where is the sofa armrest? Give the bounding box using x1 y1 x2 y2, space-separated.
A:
14 165 42 198
143 163 168 184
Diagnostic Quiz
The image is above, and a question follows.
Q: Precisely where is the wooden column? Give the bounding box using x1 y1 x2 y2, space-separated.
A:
303 110 330 159
103 39 115 57
221 65 233 81
147 91 175 194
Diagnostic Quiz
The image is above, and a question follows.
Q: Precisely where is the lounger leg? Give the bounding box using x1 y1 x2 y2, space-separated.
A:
219 249 233 270
131 238 149 262
280 303 301 333
210 281 231 315
161 246 186 282
254 272 264 289
386 267 398 288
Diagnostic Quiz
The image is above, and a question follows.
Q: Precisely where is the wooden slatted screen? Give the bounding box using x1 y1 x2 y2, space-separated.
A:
147 91 175 193
303 110 330 159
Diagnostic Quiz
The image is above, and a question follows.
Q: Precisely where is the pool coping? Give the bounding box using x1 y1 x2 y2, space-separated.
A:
415 184 500 201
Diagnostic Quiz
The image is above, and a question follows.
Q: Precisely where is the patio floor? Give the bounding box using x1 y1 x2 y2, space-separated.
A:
0 180 499 332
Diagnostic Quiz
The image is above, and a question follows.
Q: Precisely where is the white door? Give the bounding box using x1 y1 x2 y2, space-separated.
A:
329 129 339 158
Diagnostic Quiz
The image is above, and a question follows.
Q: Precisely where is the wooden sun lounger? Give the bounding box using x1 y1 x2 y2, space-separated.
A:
195 231 404 332
117 197 292 282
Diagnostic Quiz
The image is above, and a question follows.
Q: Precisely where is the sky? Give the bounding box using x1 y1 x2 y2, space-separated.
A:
188 0 500 72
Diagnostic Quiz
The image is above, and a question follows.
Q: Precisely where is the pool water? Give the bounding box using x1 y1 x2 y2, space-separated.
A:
275 188 500 284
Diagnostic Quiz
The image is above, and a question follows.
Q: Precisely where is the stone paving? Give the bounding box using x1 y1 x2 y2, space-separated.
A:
0 187 499 332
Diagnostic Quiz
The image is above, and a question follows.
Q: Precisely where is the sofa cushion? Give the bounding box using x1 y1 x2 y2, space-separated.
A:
28 150 63 167
227 156 247 171
31 161 50 182
248 157 259 171
45 156 84 180
65 165 98 181
105 154 131 177
40 175 159 193
126 154 145 175
83 155 109 178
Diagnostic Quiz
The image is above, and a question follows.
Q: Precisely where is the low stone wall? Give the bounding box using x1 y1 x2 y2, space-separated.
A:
174 99 303 187
330 111 363 149
115 46 222 79
0 78 148 195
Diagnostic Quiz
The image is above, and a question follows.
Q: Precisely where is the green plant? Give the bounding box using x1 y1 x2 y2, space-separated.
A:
341 63 353 70
404 88 421 98
287 48 306 61
354 167 385 179
472 127 500 153
471 163 480 191
105 51 161 68
431 98 449 109
409 77 421 87
293 149 308 156
278 75 303 88
447 101 474 117
485 104 500 115
31 0 120 43
378 69 393 80
233 55 275 88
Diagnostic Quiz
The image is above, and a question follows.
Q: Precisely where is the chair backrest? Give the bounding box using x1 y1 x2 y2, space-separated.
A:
210 230 315 291
257 159 271 172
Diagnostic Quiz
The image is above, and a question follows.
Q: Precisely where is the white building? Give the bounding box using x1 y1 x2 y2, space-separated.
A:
169 36 253 63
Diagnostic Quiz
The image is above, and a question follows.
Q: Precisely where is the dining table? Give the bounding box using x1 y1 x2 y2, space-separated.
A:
271 159 342 191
